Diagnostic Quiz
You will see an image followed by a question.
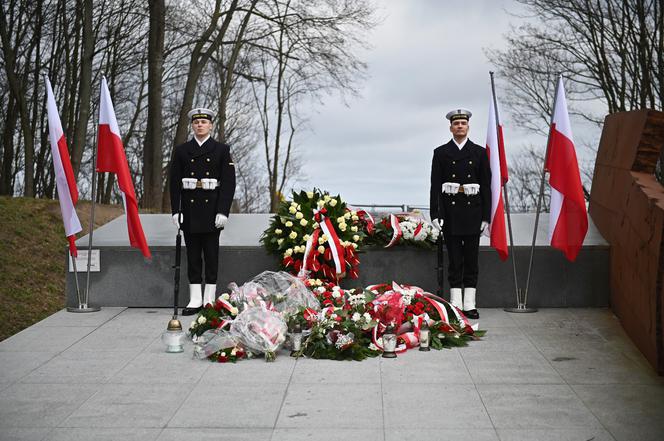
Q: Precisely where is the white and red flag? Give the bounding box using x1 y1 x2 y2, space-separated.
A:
485 96 509 261
45 77 82 257
96 77 151 258
545 76 587 261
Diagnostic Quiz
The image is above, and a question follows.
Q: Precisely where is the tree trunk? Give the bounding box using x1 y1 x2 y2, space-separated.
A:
70 0 93 180
142 0 165 210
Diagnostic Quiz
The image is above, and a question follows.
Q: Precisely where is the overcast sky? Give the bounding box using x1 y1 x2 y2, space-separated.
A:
295 0 601 208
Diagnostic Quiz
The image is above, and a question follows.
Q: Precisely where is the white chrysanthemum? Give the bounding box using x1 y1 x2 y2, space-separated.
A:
352 312 361 322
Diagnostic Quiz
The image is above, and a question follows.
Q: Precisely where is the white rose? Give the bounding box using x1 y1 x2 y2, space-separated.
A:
321 234 328 241
300 219 308 227
332 291 341 298
317 245 325 254
285 221 293 227
351 226 358 232
339 223 347 231
277 238 284 245
230 307 239 315
352 215 359 221
323 195 331 202
220 351 226 357
197 316 206 324
307 192 314 199
329 199 338 207
312 222 319 229
296 212 304 219
363 312 372 321
344 212 351 219
289 206 297 214
317 200 325 208
275 229 282 235
289 231 297 239
337 217 345 224
352 243 358 249
318 237 325 245
353 235 360 242
285 248 293 257
303 234 310 241
231 348 237 356
315 279 323 286
221 293 230 301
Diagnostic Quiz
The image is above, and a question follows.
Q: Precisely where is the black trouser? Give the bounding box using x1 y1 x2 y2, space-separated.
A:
443 232 480 288
184 230 221 284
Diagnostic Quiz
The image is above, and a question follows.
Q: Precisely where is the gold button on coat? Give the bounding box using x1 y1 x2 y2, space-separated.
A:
190 172 194 176
205 171 210 176
206 158 210 162
190 199 194 203
452 174 456 178
191 159 194 162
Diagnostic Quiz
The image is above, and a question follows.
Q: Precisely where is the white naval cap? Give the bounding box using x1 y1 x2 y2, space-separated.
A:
445 108 472 122
187 107 215 122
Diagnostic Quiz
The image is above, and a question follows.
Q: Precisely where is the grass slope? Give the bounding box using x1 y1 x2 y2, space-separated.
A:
0 197 123 341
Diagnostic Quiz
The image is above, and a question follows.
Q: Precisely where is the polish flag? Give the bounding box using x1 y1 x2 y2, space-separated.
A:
545 76 587 261
45 77 82 257
485 97 508 261
96 77 151 258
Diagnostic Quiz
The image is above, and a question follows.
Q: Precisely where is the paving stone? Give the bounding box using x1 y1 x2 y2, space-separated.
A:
44 428 161 441
572 384 664 441
276 383 382 429
462 350 564 384
168 383 286 428
109 352 209 384
458 326 536 354
20 350 138 384
273 428 383 441
199 353 296 385
496 428 616 441
544 347 664 385
477 384 603 429
291 356 380 384
385 429 499 441
380 348 473 384
0 326 97 352
383 383 493 429
33 308 125 328
0 428 50 441
61 383 190 428
157 428 272 440
0 351 58 383
0 383 99 428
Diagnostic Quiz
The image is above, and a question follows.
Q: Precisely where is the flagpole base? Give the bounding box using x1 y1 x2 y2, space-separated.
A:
67 305 101 313
504 305 538 313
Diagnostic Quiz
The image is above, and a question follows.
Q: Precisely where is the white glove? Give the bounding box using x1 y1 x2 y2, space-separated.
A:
182 178 197 190
172 213 182 229
442 182 460 194
432 218 443 230
463 183 480 196
201 178 218 190
480 221 489 234
215 214 228 229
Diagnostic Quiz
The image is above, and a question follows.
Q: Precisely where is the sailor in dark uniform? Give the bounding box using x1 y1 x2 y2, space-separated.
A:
170 108 236 315
430 109 491 319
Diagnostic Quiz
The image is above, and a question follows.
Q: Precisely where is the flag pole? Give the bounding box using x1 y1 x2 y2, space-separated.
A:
489 72 525 313
522 74 562 311
70 248 82 306
68 82 101 313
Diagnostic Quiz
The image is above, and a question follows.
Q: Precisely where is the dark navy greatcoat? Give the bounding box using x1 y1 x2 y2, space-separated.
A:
429 139 491 236
170 137 236 234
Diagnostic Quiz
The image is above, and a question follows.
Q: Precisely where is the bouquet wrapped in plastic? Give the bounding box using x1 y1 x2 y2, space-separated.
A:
193 329 246 363
229 271 319 315
230 306 288 361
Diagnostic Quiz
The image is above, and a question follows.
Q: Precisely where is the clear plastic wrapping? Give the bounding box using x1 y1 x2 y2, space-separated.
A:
229 271 319 314
229 306 287 355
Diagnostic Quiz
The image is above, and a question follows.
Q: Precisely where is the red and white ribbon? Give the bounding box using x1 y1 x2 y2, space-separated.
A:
385 214 402 248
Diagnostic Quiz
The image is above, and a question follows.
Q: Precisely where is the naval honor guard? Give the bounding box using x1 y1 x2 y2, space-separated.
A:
170 108 236 315
429 109 491 319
